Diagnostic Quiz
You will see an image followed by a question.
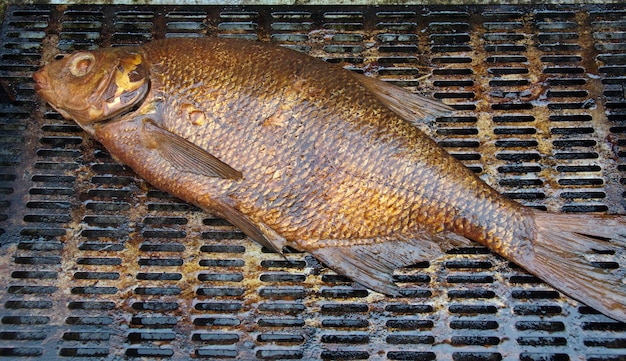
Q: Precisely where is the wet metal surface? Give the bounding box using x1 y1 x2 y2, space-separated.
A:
0 4 625 360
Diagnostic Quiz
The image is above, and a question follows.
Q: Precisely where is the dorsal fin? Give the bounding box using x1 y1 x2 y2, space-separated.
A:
353 73 454 127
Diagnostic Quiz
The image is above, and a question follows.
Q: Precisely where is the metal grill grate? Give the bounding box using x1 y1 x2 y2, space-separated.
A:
0 4 625 360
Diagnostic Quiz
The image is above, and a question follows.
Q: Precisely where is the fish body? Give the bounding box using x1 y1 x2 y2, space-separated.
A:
34 37 626 321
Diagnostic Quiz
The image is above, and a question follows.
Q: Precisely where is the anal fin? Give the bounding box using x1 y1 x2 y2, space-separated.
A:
306 232 473 295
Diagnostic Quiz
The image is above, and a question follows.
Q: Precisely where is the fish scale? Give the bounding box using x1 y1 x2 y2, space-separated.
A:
33 36 626 322
141 39 526 251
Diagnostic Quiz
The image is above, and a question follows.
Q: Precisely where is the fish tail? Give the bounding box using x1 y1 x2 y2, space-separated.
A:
524 210 626 322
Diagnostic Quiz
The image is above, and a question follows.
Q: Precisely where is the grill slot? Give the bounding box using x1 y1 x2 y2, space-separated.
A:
0 3 625 360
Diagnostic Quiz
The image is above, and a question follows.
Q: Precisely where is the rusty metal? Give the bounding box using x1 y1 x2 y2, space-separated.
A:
0 4 625 360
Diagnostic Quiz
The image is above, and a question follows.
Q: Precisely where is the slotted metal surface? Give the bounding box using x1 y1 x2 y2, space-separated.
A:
0 4 625 360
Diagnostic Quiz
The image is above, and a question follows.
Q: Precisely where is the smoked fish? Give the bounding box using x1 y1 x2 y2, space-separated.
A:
33 38 626 321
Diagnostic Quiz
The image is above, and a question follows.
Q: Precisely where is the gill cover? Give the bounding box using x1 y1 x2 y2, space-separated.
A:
100 51 150 121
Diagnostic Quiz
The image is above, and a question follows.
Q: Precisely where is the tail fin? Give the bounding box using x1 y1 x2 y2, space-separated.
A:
526 211 626 322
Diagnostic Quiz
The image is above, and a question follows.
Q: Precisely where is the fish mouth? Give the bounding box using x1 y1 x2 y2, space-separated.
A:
33 68 50 96
33 67 61 110
32 67 79 123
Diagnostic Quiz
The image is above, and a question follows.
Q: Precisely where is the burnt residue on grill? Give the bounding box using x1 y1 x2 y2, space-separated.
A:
0 4 625 361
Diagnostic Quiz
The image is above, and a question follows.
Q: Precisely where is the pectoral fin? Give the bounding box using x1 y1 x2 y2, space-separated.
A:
353 73 454 126
143 120 242 179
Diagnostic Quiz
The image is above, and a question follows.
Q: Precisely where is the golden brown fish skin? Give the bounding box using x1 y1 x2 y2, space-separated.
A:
91 38 534 260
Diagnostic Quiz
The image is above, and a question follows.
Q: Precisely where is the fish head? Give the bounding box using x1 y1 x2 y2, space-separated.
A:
33 47 150 134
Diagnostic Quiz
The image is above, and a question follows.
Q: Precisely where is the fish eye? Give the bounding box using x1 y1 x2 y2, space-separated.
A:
69 53 96 78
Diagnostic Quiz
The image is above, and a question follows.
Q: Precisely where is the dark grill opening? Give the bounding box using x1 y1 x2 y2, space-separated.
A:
0 3 625 360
